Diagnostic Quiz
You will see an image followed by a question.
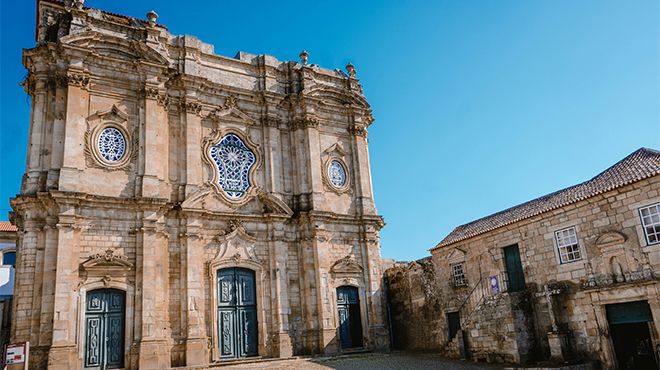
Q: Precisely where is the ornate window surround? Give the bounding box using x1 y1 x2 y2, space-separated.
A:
84 105 135 170
321 143 351 194
202 128 261 206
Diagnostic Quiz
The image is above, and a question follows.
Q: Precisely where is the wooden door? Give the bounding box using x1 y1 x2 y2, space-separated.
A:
337 286 363 349
217 268 258 359
84 289 125 369
503 244 526 292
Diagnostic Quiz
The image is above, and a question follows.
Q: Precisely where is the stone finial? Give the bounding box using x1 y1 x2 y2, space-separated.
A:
147 10 159 27
346 62 356 78
73 0 85 10
299 50 309 65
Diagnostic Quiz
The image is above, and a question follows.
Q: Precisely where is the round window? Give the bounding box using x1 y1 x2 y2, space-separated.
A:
98 127 126 162
328 160 347 188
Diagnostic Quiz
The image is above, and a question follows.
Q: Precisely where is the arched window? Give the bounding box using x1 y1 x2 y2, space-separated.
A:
209 133 256 199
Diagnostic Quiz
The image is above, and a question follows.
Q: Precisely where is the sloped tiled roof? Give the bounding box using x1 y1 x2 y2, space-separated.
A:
0 222 17 232
433 148 660 250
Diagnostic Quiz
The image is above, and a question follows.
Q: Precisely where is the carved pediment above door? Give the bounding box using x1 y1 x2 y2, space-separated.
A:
210 220 262 267
331 255 364 275
80 249 133 279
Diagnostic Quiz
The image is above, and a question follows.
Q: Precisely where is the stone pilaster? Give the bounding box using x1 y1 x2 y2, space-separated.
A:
183 98 203 197
58 69 90 192
137 216 171 369
183 225 208 366
269 223 293 357
47 216 81 369
141 87 169 199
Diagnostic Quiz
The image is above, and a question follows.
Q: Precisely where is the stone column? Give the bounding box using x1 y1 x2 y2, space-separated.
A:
47 215 81 369
137 214 171 369
183 224 208 366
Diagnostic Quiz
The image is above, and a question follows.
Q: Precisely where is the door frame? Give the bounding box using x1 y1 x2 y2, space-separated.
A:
590 287 660 369
77 282 133 369
331 281 368 352
336 285 364 349
209 259 265 361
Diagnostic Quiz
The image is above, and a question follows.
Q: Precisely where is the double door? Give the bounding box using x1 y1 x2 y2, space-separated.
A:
337 286 363 349
217 268 258 359
84 289 125 369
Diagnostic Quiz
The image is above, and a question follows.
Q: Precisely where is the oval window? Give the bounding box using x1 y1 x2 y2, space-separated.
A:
328 160 347 188
98 127 126 162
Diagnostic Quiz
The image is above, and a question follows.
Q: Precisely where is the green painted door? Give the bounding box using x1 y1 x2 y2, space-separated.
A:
504 244 525 292
84 289 125 369
217 268 258 359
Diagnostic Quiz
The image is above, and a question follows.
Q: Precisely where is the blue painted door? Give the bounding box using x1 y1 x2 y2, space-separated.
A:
218 268 258 359
84 289 125 369
337 286 363 349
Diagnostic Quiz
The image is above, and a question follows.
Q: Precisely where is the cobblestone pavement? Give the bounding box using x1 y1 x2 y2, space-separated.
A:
222 352 504 369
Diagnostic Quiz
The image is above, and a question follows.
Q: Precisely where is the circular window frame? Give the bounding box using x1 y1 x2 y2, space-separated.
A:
90 123 132 169
323 157 351 193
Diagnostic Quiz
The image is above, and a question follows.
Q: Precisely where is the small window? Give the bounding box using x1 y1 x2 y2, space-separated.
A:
451 263 467 287
639 203 660 245
2 251 16 267
555 227 582 263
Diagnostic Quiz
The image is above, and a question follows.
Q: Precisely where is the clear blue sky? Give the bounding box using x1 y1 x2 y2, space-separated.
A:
1 1 659 261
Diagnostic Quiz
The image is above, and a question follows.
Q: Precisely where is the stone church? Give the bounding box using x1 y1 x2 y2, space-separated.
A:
386 148 660 370
9 0 389 368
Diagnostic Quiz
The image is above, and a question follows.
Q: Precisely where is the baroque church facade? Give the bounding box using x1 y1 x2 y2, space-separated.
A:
10 1 389 368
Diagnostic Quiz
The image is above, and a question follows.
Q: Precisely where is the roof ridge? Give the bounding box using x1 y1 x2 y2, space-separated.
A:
433 147 660 250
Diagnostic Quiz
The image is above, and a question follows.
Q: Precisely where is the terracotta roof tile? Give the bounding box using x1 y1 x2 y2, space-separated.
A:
0 222 17 232
433 148 660 249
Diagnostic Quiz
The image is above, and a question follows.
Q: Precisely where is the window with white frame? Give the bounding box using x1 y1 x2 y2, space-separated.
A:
639 203 660 245
555 227 582 263
451 262 467 287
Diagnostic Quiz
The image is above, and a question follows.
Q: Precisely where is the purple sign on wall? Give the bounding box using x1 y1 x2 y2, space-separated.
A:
489 275 500 295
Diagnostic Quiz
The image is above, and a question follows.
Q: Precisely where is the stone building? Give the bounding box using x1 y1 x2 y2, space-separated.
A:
386 148 660 370
0 221 18 353
9 1 389 368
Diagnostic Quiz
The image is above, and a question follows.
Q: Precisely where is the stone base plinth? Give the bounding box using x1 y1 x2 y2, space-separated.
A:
186 337 209 366
547 331 571 361
47 345 78 370
139 340 171 369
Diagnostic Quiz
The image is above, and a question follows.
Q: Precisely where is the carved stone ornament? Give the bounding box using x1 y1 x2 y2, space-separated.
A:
595 231 627 247
206 95 256 126
209 220 262 268
348 122 368 138
330 255 364 275
84 105 137 171
67 71 90 89
181 99 203 116
290 116 319 130
257 190 294 216
80 249 134 279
